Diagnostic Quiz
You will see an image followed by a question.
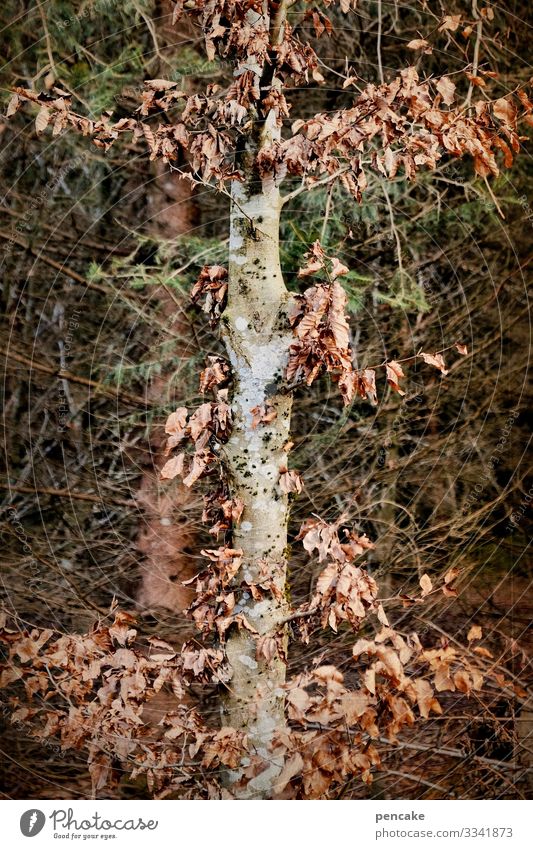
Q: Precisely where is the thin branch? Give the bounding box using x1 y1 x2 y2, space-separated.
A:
382 181 404 280
0 229 108 294
377 737 526 772
320 182 334 243
1 348 146 406
281 167 350 206
35 0 56 77
465 0 483 108
376 0 384 85
279 607 317 625
0 483 136 508
484 176 505 220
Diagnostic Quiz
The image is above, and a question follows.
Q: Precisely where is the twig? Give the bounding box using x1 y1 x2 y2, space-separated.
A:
377 736 526 772
1 348 146 406
35 0 56 77
279 607 316 625
484 176 505 220
465 0 483 108
36 556 109 616
382 181 404 281
320 182 334 243
377 0 384 85
0 483 136 508
281 167 350 206
0 229 108 294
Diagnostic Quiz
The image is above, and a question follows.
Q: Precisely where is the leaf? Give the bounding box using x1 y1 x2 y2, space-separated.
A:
165 407 188 435
343 76 358 89
467 624 482 642
363 666 376 695
14 637 40 663
35 106 51 134
386 360 405 396
330 257 349 279
142 123 157 157
341 690 370 724
188 403 213 441
160 453 185 481
109 610 137 646
279 468 303 494
377 645 403 680
376 603 389 626
466 73 486 88
201 727 245 770
419 573 433 597
412 678 441 718
298 259 323 278
250 404 277 429
297 241 326 277
199 357 229 393
420 351 448 375
436 76 456 106
471 669 484 691
231 497 244 524
517 89 533 112
434 662 454 692
444 566 460 584
144 79 180 90
494 136 514 169
111 648 137 669
329 281 350 350
455 343 468 355
453 669 471 694
407 39 432 53
314 665 344 684
493 97 517 126
5 94 20 117
474 646 494 659
439 14 461 32
89 758 112 794
148 637 177 661
316 562 338 596
274 752 304 796
183 451 211 487
286 687 310 720
358 369 378 405
256 635 278 664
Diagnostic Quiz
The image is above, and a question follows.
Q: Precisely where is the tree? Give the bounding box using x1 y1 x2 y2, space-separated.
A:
2 1 528 800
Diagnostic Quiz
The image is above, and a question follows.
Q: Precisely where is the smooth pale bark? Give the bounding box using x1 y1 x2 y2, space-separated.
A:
217 0 294 803
220 173 293 798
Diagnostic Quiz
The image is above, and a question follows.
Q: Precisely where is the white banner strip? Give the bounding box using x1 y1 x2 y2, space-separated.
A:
3 799 531 849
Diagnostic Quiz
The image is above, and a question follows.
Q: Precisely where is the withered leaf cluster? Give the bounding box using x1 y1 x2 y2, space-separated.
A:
286 243 468 406
6 0 528 194
293 514 377 631
0 609 240 798
190 265 228 324
287 242 377 405
161 398 231 488
0 538 498 799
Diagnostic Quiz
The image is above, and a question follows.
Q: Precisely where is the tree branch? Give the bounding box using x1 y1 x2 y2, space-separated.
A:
2 348 146 406
281 167 350 206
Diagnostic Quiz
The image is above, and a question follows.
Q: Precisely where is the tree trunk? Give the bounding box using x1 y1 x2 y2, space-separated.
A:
220 147 293 797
